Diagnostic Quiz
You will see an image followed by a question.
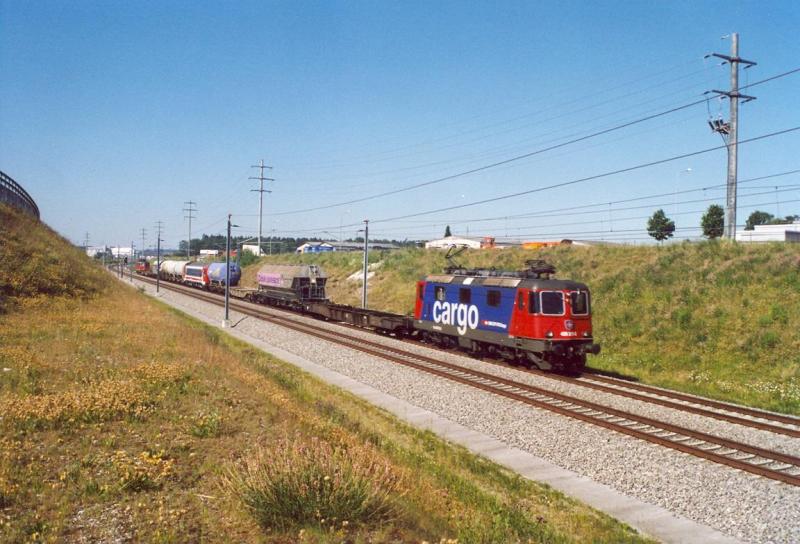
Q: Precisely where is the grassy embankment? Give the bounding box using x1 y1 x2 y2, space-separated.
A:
244 242 800 414
0 203 650 542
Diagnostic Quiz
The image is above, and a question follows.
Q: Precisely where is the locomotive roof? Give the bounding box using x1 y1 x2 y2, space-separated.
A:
423 273 589 291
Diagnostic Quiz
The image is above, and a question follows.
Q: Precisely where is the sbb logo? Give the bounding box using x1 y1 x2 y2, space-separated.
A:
432 301 479 335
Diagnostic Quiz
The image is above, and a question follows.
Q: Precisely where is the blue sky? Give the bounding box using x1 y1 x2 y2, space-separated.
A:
1 1 799 249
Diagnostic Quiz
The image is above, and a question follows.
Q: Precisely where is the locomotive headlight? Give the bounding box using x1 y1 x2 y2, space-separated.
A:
546 331 554 338
565 320 574 331
583 331 592 338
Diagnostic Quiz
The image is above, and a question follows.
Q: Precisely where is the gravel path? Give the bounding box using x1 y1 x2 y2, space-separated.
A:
135 279 800 544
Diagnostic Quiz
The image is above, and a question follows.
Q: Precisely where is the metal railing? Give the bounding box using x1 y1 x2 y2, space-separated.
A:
0 170 40 219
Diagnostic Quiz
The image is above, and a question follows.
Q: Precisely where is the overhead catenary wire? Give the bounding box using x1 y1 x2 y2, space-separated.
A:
363 187 800 237
282 168 800 236
272 66 800 216
273 99 714 216
356 127 800 226
290 58 713 171
289 75 720 188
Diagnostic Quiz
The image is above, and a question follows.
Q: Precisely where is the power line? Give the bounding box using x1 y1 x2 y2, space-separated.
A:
280 168 800 237
273 99 711 216
291 58 710 171
273 66 800 217
363 127 800 225
366 186 800 238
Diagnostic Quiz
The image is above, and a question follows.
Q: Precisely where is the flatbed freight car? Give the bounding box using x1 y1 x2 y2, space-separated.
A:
307 301 414 335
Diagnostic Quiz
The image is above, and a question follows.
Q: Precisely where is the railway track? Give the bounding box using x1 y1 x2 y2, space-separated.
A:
130 275 800 486
579 371 800 430
396 332 800 438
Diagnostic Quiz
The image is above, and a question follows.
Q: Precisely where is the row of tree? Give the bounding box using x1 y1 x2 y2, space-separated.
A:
647 207 799 241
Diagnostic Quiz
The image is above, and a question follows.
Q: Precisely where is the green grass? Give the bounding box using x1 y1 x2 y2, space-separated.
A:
244 241 800 414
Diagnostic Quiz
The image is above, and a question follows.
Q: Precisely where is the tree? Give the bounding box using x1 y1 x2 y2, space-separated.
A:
444 225 452 237
701 204 724 239
745 210 774 231
768 214 800 225
647 209 675 242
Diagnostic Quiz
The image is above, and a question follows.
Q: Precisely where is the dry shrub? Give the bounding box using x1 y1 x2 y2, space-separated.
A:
223 436 404 531
113 450 174 492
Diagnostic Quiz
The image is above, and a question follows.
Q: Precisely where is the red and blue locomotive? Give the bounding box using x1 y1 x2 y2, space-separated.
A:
414 260 600 373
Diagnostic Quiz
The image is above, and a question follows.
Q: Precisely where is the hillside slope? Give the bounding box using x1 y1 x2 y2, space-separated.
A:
0 204 110 310
244 243 800 413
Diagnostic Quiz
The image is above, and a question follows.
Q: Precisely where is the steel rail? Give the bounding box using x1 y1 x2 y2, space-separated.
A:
403 334 800 437
129 275 800 486
581 371 800 428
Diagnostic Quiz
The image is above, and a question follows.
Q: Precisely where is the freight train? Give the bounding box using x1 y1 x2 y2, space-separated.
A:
137 258 599 373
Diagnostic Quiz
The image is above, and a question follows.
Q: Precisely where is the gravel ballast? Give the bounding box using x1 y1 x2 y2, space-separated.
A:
133 278 800 544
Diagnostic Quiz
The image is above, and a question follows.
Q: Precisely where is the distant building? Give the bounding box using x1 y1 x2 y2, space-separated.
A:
425 236 483 250
425 236 519 249
109 246 133 258
735 221 800 242
85 245 109 258
199 249 220 260
295 241 401 253
296 242 335 254
242 244 263 256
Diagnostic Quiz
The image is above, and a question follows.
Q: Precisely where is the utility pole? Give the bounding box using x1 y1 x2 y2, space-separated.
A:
250 159 274 257
130 241 134 282
707 33 757 240
83 232 90 253
362 219 369 309
183 201 197 259
223 214 237 328
140 228 147 259
155 221 164 294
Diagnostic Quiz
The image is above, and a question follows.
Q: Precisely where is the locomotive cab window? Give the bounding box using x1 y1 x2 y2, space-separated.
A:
487 289 501 307
517 292 524 310
570 291 589 315
434 286 446 301
540 291 565 315
459 288 471 304
528 291 540 314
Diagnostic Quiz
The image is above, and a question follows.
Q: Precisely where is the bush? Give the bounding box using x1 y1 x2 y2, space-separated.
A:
223 436 404 531
189 410 222 438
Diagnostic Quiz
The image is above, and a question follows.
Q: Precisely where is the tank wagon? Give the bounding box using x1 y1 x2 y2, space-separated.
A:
415 260 600 372
160 260 190 282
208 262 241 287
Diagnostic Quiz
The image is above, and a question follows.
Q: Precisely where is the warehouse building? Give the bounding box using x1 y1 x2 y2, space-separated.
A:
735 221 800 242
